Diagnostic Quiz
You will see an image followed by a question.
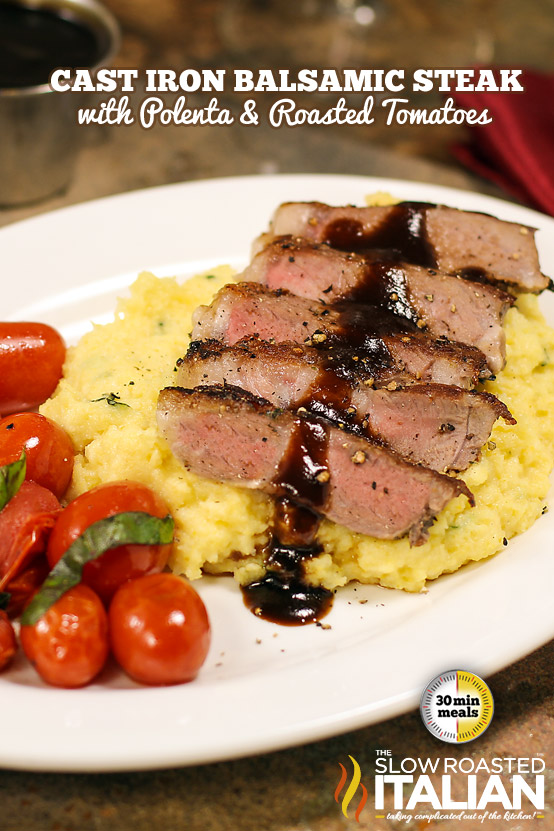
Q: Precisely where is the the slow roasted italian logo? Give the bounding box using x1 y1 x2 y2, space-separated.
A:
334 755 368 822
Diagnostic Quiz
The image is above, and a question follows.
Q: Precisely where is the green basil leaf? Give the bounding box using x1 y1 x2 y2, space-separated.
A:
0 591 10 611
0 452 26 512
21 511 174 626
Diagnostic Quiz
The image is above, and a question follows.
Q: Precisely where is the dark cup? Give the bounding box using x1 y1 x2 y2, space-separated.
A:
0 0 120 207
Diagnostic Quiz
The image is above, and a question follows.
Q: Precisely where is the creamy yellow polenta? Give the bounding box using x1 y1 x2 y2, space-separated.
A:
41 270 554 593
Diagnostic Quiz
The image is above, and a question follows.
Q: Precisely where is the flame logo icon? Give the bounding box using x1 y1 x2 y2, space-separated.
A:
334 755 368 822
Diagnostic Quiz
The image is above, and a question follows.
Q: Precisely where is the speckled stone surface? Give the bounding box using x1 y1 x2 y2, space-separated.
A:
1 2 554 829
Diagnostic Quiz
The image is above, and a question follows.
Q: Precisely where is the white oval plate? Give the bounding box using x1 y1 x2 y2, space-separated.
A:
1 175 554 772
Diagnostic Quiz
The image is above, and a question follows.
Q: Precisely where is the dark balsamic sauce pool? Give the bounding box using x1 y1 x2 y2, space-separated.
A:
0 4 101 89
241 538 333 626
242 498 333 625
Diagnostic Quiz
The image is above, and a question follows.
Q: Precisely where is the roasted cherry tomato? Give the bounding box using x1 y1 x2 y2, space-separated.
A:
0 481 61 592
0 413 74 498
0 322 65 417
3 555 50 619
46 481 172 604
109 573 211 686
0 610 17 671
20 584 108 688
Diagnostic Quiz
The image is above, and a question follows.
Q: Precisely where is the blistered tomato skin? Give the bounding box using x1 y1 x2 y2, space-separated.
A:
46 481 172 604
3 556 50 618
0 610 17 671
20 584 109 688
109 573 211 686
0 481 61 592
0 413 74 498
0 323 65 417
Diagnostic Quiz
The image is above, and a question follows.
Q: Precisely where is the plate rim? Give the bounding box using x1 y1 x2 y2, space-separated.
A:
1 172 554 772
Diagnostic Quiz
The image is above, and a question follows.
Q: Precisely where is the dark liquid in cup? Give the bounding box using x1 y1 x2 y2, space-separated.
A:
0 4 101 88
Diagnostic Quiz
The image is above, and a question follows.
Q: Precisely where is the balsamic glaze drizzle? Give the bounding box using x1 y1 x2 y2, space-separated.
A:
242 500 333 625
242 202 443 625
346 262 420 323
275 417 330 510
323 202 438 269
332 300 416 341
242 419 335 625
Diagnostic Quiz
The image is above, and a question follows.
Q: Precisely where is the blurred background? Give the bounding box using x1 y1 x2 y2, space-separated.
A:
2 0 554 224
2 3 554 830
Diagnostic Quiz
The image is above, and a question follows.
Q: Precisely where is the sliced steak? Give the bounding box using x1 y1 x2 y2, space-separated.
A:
245 235 371 300
261 201 548 292
177 339 513 472
157 385 473 545
191 282 491 389
243 236 513 372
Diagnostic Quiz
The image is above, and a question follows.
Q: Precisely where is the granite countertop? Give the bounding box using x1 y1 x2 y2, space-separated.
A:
1 639 552 830
1 1 554 829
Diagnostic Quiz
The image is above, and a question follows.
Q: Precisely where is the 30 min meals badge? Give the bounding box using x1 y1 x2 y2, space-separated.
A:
420 671 494 743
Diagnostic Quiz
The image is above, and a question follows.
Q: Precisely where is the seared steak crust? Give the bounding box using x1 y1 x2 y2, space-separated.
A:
261 201 548 293
157 385 473 545
191 283 491 389
177 339 513 472
243 236 513 372
160 197 527 551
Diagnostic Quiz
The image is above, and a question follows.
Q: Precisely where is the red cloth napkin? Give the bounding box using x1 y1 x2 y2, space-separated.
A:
451 69 554 216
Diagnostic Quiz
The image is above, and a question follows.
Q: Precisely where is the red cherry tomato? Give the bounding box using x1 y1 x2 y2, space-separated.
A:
3 555 50 619
20 584 109 688
0 481 61 592
0 610 17 671
0 413 74 498
109 573 211 685
46 481 172 604
0 322 65 417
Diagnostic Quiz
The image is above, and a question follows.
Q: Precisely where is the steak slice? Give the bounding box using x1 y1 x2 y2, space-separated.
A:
243 236 513 372
191 282 491 389
177 339 513 472
260 201 548 293
157 385 473 545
